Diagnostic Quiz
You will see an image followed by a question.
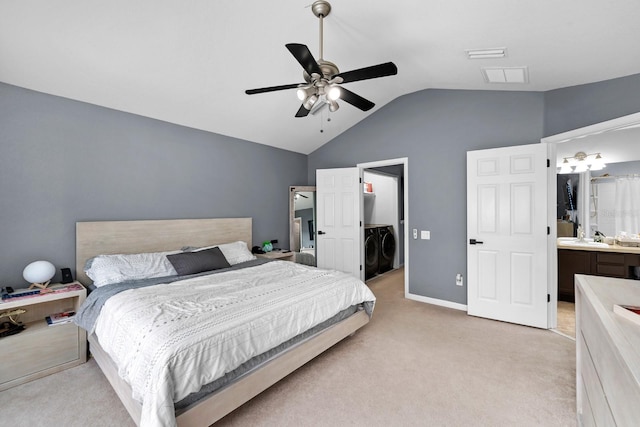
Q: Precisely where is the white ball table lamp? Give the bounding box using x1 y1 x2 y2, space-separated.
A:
23 260 56 290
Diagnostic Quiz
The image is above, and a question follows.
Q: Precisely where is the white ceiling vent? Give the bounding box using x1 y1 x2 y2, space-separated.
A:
465 47 507 59
481 66 529 84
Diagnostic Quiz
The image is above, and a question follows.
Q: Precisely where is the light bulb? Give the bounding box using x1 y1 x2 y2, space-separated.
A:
328 86 341 101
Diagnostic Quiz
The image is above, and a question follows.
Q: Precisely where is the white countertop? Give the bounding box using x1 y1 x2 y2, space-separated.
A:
557 238 640 254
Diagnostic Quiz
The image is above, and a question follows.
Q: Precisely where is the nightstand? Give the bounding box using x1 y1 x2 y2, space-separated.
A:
256 250 295 262
0 282 87 391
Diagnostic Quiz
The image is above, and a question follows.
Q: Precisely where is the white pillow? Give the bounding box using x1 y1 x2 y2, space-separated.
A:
85 250 180 287
188 241 256 265
218 241 256 265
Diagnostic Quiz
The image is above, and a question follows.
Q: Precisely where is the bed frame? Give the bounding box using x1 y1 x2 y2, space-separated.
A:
75 218 369 426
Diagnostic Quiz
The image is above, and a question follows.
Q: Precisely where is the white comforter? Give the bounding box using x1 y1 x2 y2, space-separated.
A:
94 261 376 427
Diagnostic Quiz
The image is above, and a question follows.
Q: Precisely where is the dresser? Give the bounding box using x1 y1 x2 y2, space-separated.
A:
575 275 640 425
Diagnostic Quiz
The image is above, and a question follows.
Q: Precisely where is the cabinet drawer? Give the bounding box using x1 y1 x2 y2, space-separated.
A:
595 263 626 277
579 335 615 426
0 321 79 384
596 252 625 265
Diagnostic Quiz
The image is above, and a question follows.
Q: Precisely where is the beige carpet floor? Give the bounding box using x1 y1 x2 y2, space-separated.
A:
0 268 577 426
555 301 576 339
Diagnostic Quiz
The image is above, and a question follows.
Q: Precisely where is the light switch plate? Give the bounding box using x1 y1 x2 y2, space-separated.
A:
421 230 430 240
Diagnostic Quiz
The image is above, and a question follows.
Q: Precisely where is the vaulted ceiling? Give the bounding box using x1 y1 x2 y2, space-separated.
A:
1 1 639 154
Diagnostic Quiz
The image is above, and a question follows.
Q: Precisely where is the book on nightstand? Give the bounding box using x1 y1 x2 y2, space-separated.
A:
613 304 640 326
45 310 76 326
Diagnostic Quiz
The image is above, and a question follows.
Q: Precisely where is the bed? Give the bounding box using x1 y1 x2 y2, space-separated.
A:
74 218 374 427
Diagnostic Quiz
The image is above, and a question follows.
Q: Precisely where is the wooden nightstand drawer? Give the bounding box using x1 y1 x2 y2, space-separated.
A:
0 321 78 383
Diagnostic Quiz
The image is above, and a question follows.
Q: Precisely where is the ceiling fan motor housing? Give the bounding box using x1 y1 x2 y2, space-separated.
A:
303 60 339 83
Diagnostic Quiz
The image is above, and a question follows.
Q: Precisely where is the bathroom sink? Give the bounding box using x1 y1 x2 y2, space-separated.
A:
560 240 610 248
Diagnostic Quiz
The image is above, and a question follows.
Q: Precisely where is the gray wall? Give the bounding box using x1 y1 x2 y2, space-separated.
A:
544 73 640 136
0 83 307 286
4 71 640 303
309 89 545 304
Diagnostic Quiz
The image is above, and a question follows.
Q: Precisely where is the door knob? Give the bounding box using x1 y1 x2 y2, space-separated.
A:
469 239 484 245
318 231 326 235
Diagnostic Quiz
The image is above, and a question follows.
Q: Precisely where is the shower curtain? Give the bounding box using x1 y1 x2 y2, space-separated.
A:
614 176 640 235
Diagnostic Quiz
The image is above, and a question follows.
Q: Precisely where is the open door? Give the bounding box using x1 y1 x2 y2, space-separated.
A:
316 168 362 279
467 143 548 328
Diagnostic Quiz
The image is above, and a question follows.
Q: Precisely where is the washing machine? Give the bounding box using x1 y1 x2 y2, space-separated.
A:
378 225 395 274
364 225 379 280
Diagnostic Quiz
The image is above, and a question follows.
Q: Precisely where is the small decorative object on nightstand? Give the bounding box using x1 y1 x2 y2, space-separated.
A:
23 260 56 289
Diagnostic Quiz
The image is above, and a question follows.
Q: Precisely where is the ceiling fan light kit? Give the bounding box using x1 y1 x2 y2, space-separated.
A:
245 0 397 118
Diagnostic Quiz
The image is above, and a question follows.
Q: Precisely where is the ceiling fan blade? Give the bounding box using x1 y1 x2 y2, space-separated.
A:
339 88 375 111
295 104 311 118
245 83 302 95
334 62 398 84
286 43 322 76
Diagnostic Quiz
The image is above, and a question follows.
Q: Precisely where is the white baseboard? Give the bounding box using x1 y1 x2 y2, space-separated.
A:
405 292 468 311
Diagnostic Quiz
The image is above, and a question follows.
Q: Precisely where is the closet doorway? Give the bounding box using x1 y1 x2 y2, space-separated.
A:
358 158 408 295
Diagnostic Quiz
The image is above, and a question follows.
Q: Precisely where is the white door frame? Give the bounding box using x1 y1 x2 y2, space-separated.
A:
357 158 409 296
541 111 640 329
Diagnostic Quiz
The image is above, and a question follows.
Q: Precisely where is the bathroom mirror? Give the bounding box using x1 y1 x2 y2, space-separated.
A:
550 113 640 239
289 186 316 266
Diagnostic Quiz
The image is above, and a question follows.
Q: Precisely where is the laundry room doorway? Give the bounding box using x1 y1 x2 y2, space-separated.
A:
358 158 408 292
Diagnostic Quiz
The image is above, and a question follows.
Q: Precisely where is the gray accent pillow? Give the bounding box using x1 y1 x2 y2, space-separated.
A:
166 247 231 275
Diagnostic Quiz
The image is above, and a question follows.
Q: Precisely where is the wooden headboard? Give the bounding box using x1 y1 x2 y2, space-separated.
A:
75 218 252 286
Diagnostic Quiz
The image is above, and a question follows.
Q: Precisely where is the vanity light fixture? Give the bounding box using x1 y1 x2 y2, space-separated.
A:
558 152 607 174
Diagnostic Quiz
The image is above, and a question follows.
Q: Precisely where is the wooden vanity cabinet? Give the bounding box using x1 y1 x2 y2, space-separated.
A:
558 250 593 302
558 249 640 301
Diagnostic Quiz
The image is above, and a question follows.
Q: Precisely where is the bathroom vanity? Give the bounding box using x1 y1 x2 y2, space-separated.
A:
558 239 640 301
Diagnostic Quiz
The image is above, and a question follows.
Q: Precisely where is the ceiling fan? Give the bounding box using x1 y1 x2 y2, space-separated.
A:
245 0 398 118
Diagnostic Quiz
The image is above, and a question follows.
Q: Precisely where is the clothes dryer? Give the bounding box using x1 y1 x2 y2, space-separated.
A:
378 225 395 274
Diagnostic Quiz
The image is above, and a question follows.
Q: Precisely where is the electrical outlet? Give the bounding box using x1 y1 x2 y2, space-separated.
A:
456 274 463 286
413 229 418 239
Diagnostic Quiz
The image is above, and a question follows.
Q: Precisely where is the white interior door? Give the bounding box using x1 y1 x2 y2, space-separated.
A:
467 143 548 328
316 168 362 279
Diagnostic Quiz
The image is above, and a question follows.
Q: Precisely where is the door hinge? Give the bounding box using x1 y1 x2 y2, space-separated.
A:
547 159 550 168
359 177 362 183
547 294 550 303
360 265 363 271
360 221 362 227
547 226 550 235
